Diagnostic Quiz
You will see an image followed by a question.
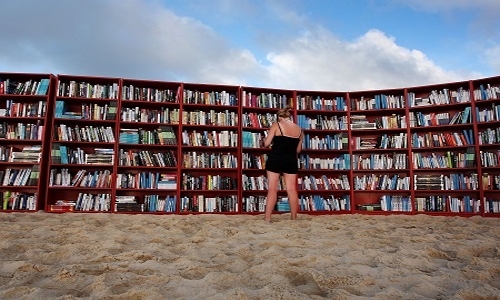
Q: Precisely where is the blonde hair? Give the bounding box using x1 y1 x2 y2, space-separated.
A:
277 106 292 119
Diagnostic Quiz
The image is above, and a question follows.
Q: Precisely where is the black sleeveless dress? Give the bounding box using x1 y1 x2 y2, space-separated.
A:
265 123 302 174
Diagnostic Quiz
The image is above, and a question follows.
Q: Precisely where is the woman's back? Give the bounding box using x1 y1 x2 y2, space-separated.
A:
276 120 301 138
269 121 302 156
271 135 300 155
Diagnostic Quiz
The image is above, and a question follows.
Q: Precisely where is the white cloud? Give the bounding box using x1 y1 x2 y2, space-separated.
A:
0 0 262 84
262 28 475 91
484 46 500 73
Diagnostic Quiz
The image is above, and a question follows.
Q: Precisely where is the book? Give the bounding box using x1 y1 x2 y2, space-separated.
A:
357 204 382 211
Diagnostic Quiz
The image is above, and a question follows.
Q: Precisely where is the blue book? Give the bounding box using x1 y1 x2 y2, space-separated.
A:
382 94 388 109
461 106 471 123
479 85 487 100
59 145 68 164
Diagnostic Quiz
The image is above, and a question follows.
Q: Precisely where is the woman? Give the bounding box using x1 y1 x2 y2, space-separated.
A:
263 106 303 222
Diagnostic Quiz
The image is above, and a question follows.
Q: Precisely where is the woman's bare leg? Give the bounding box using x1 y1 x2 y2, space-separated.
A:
283 173 299 220
265 171 280 222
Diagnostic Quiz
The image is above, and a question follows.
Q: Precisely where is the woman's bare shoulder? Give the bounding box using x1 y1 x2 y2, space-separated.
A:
288 122 301 130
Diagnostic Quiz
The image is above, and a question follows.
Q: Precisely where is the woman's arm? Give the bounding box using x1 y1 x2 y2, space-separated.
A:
263 123 277 147
296 130 303 153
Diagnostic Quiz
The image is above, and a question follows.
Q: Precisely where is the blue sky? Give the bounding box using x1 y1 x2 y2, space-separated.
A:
0 0 499 91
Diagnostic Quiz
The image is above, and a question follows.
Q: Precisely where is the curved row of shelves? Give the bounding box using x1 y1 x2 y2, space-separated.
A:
0 72 499 217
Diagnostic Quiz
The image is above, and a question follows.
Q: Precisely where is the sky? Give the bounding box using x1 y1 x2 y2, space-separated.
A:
0 0 499 91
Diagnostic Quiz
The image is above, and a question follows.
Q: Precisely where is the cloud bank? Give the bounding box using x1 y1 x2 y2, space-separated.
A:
0 0 493 91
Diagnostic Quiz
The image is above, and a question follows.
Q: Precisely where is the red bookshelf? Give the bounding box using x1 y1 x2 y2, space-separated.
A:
471 77 500 217
116 78 182 213
0 73 55 211
407 80 480 216
347 88 411 214
240 86 294 213
179 83 240 213
45 75 120 212
295 90 351 213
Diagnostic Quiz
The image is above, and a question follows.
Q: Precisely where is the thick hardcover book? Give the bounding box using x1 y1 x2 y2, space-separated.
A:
116 203 144 212
357 204 382 211
48 205 75 212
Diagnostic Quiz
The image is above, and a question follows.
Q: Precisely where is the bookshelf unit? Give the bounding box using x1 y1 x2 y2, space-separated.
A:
407 81 480 216
180 83 240 213
0 73 54 211
1 71 498 218
46 75 120 212
471 77 500 216
241 86 294 213
348 88 411 213
117 78 182 213
295 90 351 213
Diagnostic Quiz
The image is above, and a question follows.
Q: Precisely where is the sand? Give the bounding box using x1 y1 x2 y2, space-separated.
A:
0 212 499 300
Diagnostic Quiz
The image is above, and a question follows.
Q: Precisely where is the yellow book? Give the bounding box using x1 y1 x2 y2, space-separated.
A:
3 191 10 210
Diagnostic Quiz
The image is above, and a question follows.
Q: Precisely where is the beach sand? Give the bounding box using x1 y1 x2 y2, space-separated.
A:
0 212 499 300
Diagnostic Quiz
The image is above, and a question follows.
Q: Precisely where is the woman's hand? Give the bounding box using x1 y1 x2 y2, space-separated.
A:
263 123 277 148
